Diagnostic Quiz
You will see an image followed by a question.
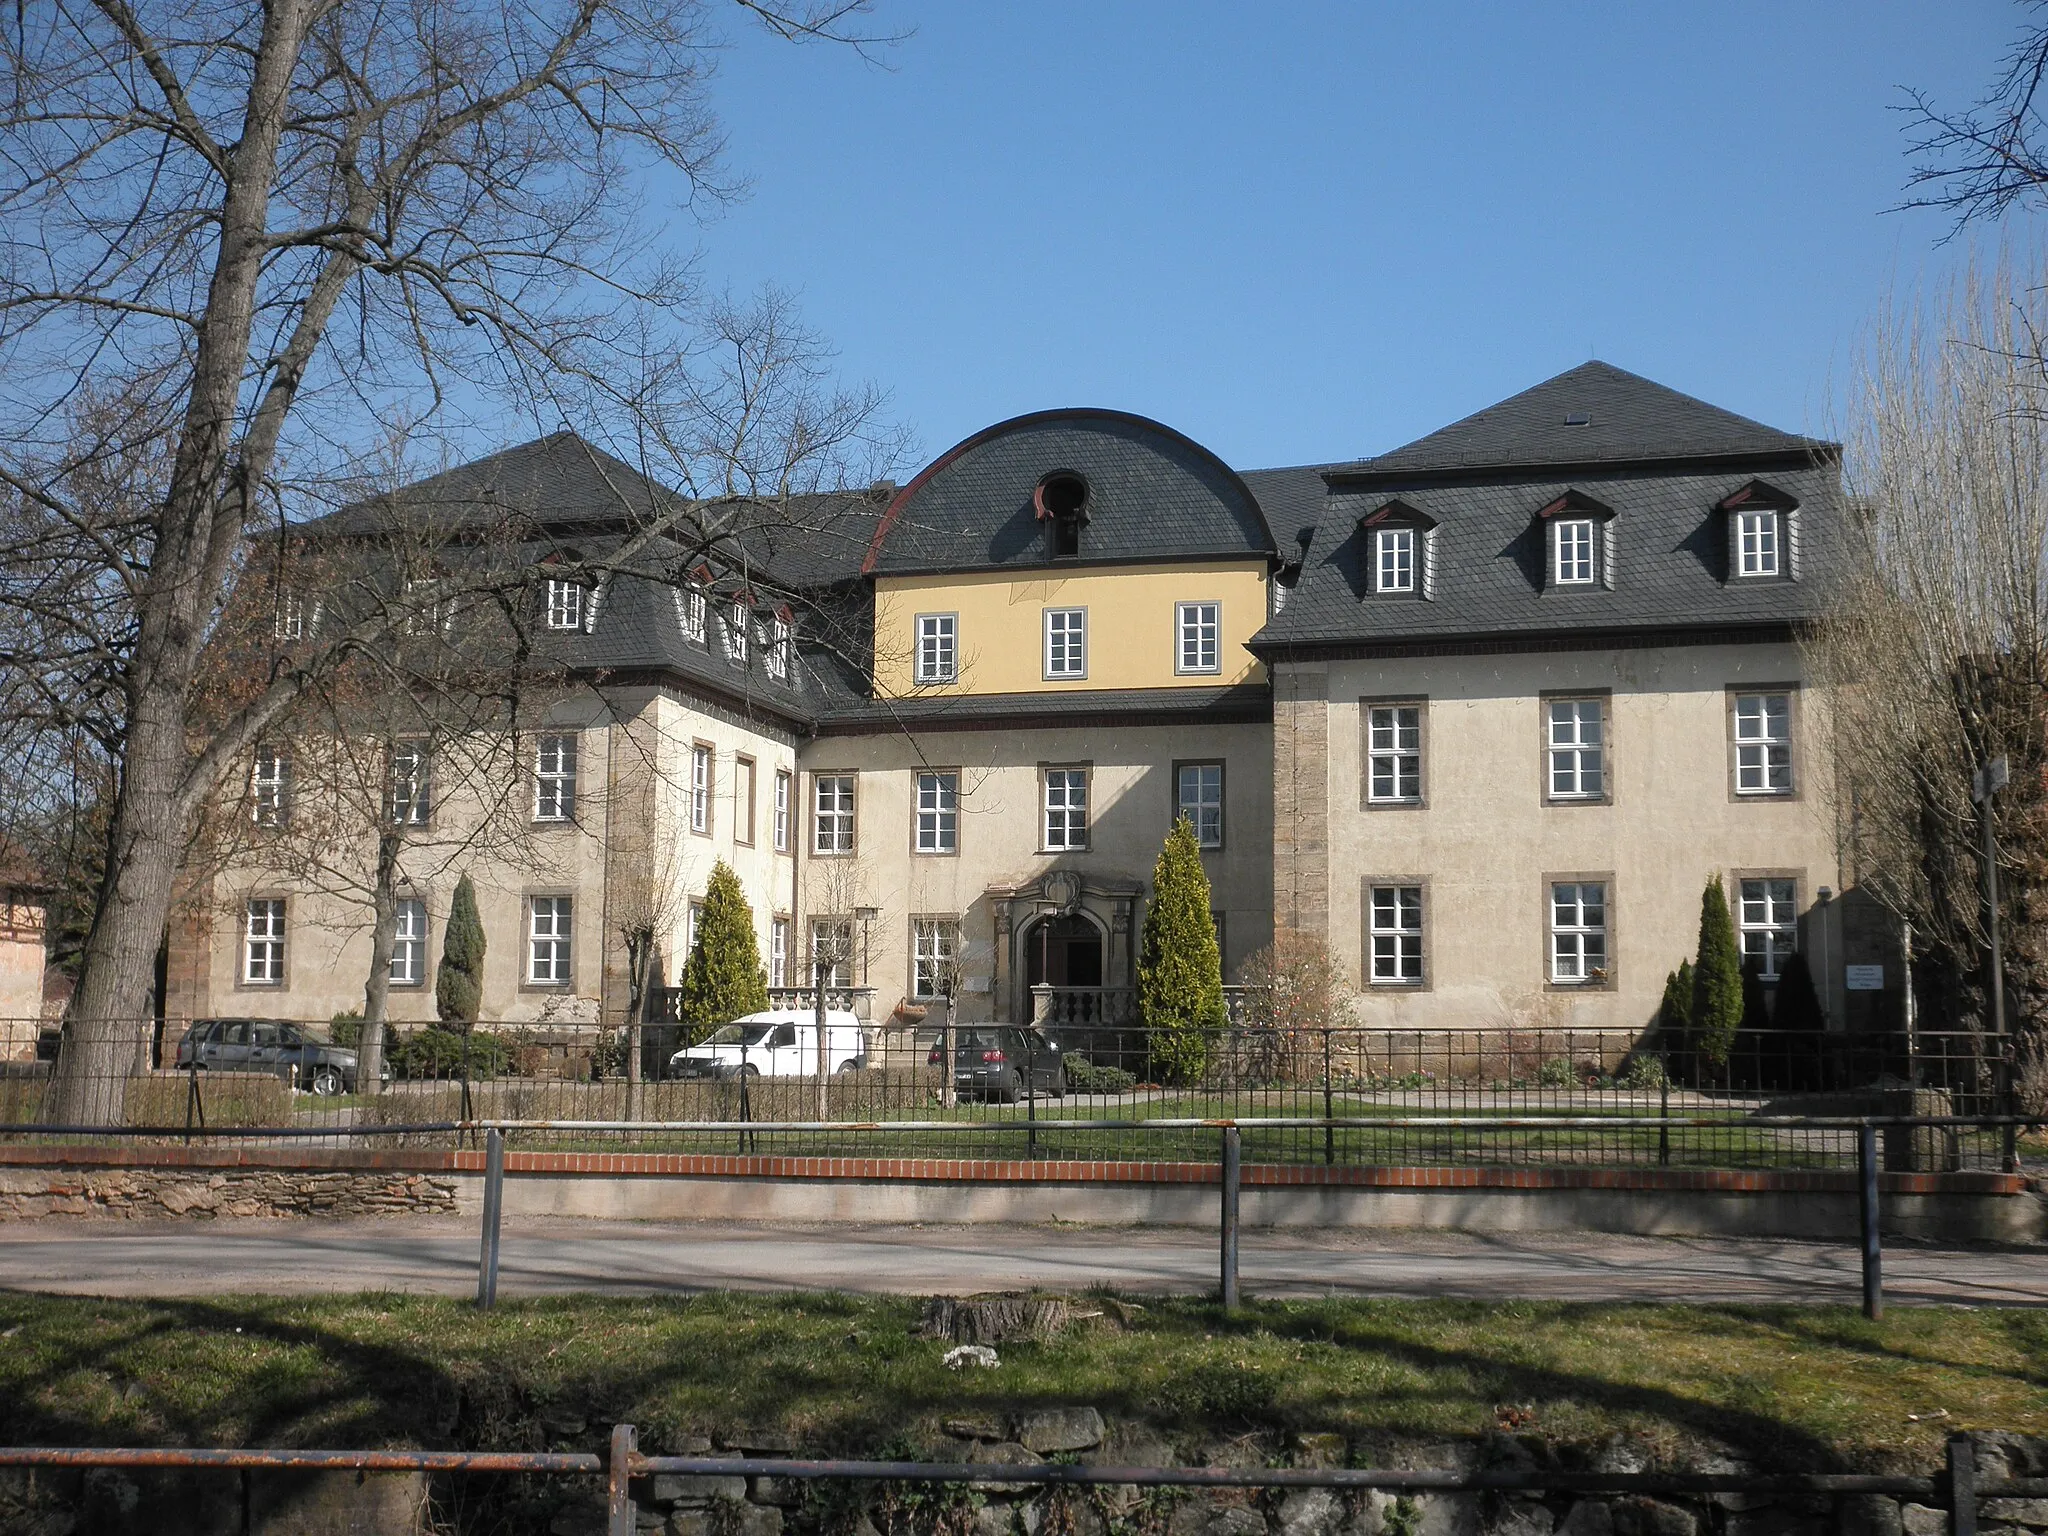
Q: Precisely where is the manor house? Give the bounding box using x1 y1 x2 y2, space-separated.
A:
164 362 1851 1044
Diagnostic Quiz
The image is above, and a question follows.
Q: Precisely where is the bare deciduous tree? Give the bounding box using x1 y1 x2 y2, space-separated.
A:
0 0 896 1121
1815 260 2048 1069
1899 4 2048 234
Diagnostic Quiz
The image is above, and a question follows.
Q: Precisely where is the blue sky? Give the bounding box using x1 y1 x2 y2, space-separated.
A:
677 2 2026 473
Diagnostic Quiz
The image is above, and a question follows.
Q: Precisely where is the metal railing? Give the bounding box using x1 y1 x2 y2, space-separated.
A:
3 1021 2028 1172
0 1427 2022 1536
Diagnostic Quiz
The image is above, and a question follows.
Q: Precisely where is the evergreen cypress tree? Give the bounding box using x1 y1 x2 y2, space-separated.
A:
1138 816 1226 1085
677 861 769 1042
1690 876 1745 1072
1659 959 1694 1038
435 874 486 1027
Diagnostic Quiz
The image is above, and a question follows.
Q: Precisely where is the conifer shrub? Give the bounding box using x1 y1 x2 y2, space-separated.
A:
677 861 770 1044
435 874 486 1027
1690 876 1745 1073
1138 816 1226 1085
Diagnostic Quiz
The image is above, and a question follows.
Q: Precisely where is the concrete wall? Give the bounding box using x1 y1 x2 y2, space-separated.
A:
796 720 1274 1020
872 561 1270 697
1282 639 1841 1033
467 1170 2043 1245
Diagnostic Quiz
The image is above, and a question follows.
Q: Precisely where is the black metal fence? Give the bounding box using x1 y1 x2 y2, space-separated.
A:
2 1019 2028 1172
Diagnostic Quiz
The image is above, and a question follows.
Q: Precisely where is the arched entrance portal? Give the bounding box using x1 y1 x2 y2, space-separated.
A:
1023 914 1104 991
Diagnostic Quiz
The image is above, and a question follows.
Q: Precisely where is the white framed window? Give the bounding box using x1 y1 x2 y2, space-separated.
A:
678 585 707 644
535 734 577 821
769 917 790 988
765 615 791 681
1736 510 1780 577
1044 608 1087 679
1367 885 1424 985
813 773 855 854
916 614 958 684
544 578 585 631
401 577 445 636
528 895 573 984
1549 881 1608 985
1552 518 1596 585
243 898 286 985
773 770 791 852
1733 692 1792 794
1375 527 1415 593
1546 699 1605 800
1738 878 1798 981
275 589 304 641
390 898 427 986
689 744 712 835
810 918 853 989
912 917 959 999
250 746 291 827
684 900 703 958
1366 704 1422 804
1044 767 1089 851
1177 762 1223 848
915 770 958 853
725 600 749 663
1177 601 1220 674
389 740 431 825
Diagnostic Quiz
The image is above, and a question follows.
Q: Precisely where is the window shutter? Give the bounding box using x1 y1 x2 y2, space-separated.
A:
1601 520 1616 591
584 579 606 634
1727 515 1740 583
1422 527 1437 601
1786 506 1802 581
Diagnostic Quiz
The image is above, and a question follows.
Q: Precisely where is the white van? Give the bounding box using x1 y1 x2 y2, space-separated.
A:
667 1009 867 1080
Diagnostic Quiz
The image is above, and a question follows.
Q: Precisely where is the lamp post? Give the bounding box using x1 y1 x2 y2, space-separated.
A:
1971 756 2016 1171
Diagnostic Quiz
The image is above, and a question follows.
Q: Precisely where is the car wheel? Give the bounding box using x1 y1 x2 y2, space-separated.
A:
740 1065 761 1078
309 1066 346 1097
835 1059 860 1075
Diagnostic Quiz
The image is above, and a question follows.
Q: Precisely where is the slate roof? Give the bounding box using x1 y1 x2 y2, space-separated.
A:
1346 361 1829 475
1249 364 1842 655
862 409 1276 575
329 365 1846 728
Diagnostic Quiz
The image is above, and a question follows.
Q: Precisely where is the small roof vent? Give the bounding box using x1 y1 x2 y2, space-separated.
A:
1564 411 1591 426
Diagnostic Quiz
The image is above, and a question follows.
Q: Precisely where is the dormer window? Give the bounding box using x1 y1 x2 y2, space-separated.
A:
1717 481 1800 582
725 599 750 663
1375 527 1415 593
1360 500 1437 599
1736 510 1779 576
1034 470 1090 560
544 578 586 631
1536 489 1615 591
1552 519 1595 585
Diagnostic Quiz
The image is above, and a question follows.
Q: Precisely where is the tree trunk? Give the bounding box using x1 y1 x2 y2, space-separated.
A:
357 827 402 1097
815 972 828 1120
45 699 191 1125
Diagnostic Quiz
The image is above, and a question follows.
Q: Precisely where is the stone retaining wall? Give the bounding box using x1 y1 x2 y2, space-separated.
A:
2 1423 2040 1536
0 1165 459 1220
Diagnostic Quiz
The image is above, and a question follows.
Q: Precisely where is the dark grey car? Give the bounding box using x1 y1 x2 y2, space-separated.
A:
928 1025 1065 1103
174 1019 369 1096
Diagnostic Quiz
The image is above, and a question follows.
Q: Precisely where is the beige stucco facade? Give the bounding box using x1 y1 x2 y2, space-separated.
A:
1276 639 1841 1032
797 720 1274 1023
171 685 799 1030
871 561 1269 697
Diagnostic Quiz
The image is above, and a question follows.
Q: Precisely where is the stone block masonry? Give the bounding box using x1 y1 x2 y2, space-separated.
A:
0 1164 459 1221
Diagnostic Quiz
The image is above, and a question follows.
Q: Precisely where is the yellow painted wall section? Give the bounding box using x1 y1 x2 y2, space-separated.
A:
873 562 1270 696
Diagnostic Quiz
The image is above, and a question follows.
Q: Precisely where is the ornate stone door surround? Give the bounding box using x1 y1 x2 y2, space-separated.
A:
987 868 1143 1024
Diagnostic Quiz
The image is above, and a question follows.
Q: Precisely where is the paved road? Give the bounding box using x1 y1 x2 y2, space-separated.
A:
2 1219 2044 1305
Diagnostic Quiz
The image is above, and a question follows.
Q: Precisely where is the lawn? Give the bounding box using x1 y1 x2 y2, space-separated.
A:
0 1292 2042 1473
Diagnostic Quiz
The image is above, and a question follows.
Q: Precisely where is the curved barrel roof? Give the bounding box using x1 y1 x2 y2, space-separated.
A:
861 408 1276 576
